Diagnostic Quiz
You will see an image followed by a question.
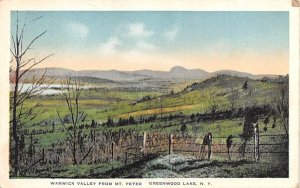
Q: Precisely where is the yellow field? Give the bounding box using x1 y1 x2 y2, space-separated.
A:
117 104 197 118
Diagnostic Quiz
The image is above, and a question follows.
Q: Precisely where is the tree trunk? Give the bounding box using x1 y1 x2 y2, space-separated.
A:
73 139 77 165
12 59 20 176
242 141 246 157
283 119 289 140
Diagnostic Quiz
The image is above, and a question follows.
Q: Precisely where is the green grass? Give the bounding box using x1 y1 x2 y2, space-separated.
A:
34 131 68 148
19 76 282 126
12 75 287 153
47 161 123 178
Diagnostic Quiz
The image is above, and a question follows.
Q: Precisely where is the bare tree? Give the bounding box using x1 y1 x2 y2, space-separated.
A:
10 12 54 176
271 76 289 137
56 78 93 165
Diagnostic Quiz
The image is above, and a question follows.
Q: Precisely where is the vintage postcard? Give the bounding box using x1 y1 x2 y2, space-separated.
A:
0 0 299 188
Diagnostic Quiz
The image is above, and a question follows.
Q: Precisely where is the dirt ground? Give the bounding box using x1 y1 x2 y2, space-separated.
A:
99 153 288 178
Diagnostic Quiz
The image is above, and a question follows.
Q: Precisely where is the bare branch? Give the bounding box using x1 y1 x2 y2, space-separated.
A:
20 157 43 176
19 58 34 68
18 54 54 79
19 12 29 54
56 110 74 139
16 68 50 106
20 31 47 58
16 12 19 52
57 77 87 165
11 35 17 56
10 11 55 176
17 101 25 120
31 16 43 22
79 145 94 164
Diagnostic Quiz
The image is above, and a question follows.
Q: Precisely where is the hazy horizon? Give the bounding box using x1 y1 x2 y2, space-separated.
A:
26 65 288 76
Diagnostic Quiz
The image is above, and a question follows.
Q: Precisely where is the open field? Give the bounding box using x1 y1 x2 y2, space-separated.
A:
10 74 289 178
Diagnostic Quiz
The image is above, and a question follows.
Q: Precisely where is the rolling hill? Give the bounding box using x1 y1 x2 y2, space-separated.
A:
15 66 282 83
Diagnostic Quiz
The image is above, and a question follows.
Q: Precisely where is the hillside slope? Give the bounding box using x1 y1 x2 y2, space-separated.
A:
15 66 280 83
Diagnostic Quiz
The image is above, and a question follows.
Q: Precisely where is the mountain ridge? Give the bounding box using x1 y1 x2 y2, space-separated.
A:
18 66 281 82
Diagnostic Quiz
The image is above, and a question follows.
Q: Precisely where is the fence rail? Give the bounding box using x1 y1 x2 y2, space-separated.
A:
16 130 288 176
142 132 288 161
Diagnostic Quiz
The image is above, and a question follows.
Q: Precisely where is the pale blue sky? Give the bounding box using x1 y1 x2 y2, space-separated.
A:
10 11 289 74
11 11 288 53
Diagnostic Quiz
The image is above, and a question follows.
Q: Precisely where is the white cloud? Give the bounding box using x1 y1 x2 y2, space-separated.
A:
127 23 154 38
98 37 122 55
165 27 178 41
97 22 157 57
97 37 157 57
67 22 89 39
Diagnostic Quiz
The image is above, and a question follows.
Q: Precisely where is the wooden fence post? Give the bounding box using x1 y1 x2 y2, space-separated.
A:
42 148 45 163
143 132 147 156
111 142 114 162
169 134 173 155
253 123 260 162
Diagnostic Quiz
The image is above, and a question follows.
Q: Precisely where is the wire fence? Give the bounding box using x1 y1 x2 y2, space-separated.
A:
15 131 288 176
142 132 288 160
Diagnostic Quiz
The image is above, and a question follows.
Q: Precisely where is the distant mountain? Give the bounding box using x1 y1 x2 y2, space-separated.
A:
169 66 210 80
133 66 210 80
20 68 148 82
26 67 77 77
18 66 279 83
78 70 147 81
